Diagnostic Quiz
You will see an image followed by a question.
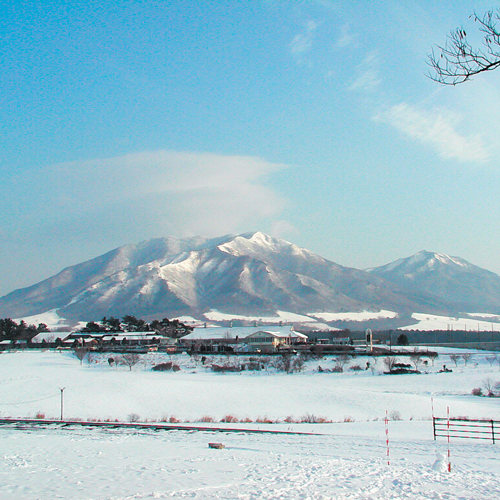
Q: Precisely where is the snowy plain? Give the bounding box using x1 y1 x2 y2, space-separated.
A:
1 348 500 499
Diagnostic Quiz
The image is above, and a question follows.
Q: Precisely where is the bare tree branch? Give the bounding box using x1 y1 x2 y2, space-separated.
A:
428 10 500 85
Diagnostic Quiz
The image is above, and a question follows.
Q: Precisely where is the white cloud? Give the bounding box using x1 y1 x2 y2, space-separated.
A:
375 103 490 163
290 20 318 59
349 51 381 92
17 151 291 238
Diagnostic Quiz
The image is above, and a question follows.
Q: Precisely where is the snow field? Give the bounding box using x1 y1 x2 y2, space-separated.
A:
1 348 500 498
1 350 499 424
1 422 500 499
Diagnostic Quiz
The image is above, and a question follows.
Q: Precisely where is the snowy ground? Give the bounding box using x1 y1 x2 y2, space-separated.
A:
1 348 500 499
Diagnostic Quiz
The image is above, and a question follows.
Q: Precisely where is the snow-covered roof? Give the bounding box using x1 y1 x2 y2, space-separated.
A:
182 325 299 341
63 331 160 341
245 330 308 340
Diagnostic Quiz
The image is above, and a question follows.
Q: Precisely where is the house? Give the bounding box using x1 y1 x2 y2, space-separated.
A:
243 330 307 352
61 331 176 349
180 325 307 353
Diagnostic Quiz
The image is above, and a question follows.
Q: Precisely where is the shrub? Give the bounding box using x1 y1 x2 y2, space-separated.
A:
300 413 330 423
211 363 241 372
35 411 45 419
290 356 305 372
483 378 496 397
343 416 355 423
471 387 483 396
244 361 262 371
389 410 402 421
300 413 318 424
153 362 173 371
169 416 180 423
256 416 275 423
334 354 350 371
198 415 215 422
128 413 140 423
221 414 239 423
273 354 304 373
349 364 363 373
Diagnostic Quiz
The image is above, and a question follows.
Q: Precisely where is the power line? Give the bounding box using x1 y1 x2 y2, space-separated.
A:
0 394 58 406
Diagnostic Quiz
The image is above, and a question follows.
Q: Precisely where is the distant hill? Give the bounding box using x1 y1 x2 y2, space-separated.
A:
367 250 500 315
1 233 499 327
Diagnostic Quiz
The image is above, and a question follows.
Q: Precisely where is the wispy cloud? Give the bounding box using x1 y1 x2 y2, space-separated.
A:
9 151 291 238
375 103 490 163
290 20 318 61
349 51 381 92
334 24 355 49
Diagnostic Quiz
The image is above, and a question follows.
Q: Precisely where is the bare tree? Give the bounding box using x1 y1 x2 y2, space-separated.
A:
383 356 396 372
462 353 473 366
483 377 496 397
73 347 89 365
410 352 422 372
486 355 498 368
427 351 439 366
449 354 461 367
120 353 141 371
333 354 350 373
428 9 500 85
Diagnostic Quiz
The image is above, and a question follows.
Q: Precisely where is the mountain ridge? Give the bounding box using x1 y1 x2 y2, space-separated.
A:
1 233 499 325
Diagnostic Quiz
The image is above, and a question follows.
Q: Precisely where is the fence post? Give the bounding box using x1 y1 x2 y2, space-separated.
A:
433 417 436 440
447 407 451 472
385 410 390 466
492 420 495 444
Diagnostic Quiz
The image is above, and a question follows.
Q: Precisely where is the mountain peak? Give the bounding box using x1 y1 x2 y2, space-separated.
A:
368 250 500 313
3 233 500 324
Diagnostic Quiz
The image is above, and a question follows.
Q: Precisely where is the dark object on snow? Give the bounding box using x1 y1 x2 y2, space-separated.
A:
384 368 420 375
438 365 453 373
209 442 225 449
153 362 180 371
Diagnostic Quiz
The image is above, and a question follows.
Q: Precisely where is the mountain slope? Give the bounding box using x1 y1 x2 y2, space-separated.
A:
0 232 446 323
367 250 500 314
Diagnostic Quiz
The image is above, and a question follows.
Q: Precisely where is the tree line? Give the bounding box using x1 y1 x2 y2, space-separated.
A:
0 318 49 342
80 315 193 338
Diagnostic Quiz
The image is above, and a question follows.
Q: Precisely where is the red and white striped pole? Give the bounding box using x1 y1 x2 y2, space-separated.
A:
385 410 390 466
447 406 451 472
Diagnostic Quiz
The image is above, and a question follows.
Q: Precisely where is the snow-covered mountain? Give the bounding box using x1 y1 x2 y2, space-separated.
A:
0 232 448 325
367 250 500 314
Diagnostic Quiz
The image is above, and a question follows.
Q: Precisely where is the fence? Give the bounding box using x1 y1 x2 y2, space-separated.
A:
433 417 499 444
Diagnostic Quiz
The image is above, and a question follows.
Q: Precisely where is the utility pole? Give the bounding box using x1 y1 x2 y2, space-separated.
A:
60 387 65 421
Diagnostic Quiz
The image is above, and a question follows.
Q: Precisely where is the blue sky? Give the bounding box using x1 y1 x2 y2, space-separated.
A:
1 0 500 296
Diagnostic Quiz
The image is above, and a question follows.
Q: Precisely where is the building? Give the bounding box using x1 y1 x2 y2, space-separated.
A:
180 325 307 352
243 329 307 352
